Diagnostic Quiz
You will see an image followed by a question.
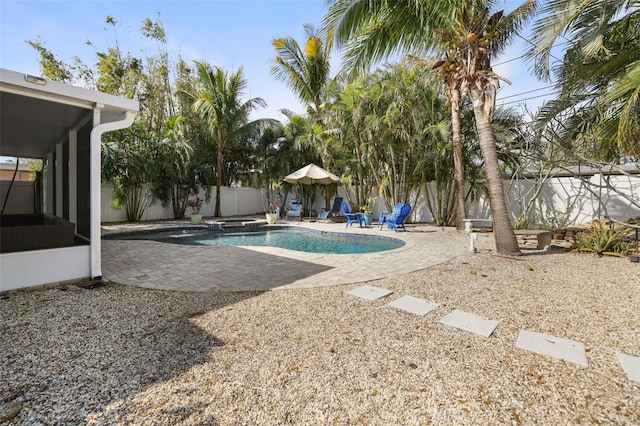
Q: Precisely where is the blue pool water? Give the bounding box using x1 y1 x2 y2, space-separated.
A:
119 229 404 254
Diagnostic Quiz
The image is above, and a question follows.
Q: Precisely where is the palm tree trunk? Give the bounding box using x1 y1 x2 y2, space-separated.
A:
471 94 521 256
451 88 466 231
215 142 223 217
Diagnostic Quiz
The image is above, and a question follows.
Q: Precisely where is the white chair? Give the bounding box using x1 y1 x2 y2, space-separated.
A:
286 199 303 221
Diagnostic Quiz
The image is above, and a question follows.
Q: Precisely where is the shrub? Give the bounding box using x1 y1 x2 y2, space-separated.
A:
512 215 528 230
573 222 631 257
531 199 576 231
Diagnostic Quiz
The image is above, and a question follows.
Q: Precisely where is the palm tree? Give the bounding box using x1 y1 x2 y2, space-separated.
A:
366 62 448 211
270 24 332 118
412 55 467 230
526 0 640 159
323 0 535 256
149 115 194 219
190 61 269 217
323 79 373 208
270 24 339 173
324 0 468 226
101 120 154 222
435 1 535 255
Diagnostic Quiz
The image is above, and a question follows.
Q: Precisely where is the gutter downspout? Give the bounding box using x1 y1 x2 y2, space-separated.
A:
89 109 136 279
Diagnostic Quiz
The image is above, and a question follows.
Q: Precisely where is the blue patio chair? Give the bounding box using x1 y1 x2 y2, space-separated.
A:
380 203 411 232
330 197 343 215
319 196 344 220
378 203 405 230
342 201 364 228
286 198 303 221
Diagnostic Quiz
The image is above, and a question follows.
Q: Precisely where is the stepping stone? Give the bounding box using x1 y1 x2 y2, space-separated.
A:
388 295 439 316
515 330 588 367
347 285 393 301
439 309 499 337
616 351 640 383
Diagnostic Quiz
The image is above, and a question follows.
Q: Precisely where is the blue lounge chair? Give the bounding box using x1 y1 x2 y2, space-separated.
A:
286 198 303 221
319 197 343 220
342 201 363 228
380 203 411 232
378 203 405 230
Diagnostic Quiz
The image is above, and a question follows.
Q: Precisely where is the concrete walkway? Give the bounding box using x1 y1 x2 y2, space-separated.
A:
101 219 469 292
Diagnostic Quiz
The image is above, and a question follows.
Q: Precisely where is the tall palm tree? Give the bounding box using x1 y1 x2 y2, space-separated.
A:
526 0 640 159
366 62 448 210
324 0 535 256
190 61 269 217
324 79 373 208
270 24 340 173
411 55 467 230
150 115 194 219
434 1 536 255
270 24 332 118
324 0 468 229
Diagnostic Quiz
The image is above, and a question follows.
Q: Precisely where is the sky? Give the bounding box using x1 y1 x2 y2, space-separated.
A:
0 0 554 123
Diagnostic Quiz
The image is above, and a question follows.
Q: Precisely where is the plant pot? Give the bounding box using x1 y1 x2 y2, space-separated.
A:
363 213 373 226
265 213 278 224
190 214 202 225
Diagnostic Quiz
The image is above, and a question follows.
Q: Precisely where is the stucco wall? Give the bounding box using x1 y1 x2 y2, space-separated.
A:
100 173 639 225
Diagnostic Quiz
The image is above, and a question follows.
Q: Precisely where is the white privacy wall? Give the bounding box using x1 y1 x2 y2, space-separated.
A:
101 174 639 225
101 184 263 223
479 174 640 224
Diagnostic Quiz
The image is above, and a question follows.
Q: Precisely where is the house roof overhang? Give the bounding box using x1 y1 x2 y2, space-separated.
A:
0 68 139 158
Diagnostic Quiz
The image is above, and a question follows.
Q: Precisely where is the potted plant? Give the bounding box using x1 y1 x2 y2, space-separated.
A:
360 202 374 226
261 189 279 224
186 195 204 224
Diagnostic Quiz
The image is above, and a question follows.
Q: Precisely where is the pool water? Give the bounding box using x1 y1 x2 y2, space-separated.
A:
126 229 404 254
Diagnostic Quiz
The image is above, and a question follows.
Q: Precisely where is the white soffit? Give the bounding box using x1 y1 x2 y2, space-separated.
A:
0 68 139 158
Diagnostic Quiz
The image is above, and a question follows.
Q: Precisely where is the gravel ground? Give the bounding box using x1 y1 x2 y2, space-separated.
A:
1 237 639 425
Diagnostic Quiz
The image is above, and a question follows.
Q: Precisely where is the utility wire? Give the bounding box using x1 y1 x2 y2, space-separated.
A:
493 55 524 67
497 85 556 100
515 33 564 63
498 92 556 106
492 40 569 68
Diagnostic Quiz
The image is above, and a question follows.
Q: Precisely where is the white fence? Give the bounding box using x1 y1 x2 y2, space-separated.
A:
101 184 264 222
469 174 640 225
100 173 639 226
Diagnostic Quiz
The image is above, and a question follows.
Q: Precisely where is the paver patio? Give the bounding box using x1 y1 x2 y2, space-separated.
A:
102 219 469 292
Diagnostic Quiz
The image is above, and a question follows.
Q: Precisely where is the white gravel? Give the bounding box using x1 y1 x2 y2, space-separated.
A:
1 240 639 425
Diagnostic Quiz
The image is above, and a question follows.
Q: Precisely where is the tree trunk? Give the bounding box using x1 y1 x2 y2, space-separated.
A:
451 88 466 231
471 92 521 256
215 142 223 217
355 139 364 207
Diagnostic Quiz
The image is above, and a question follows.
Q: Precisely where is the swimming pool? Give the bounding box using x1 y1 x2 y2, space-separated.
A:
108 228 404 254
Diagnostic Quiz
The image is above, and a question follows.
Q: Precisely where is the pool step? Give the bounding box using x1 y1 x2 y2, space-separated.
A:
214 219 264 230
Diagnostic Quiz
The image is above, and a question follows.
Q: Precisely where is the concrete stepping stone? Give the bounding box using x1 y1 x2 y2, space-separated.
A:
616 351 640 383
439 309 500 337
516 330 588 367
347 285 393 301
388 295 439 316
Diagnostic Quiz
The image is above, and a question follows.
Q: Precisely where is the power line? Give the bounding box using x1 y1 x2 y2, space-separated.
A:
515 33 564 63
493 55 525 67
498 92 556 106
492 40 569 68
497 85 556 100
